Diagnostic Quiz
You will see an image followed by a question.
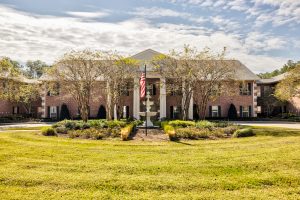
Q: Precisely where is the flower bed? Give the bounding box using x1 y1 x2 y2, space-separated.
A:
162 120 253 140
50 119 136 140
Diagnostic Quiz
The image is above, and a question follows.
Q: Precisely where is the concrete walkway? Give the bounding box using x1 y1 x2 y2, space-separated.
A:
0 122 53 130
234 121 300 129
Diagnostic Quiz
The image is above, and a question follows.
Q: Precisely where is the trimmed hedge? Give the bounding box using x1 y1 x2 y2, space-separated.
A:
233 128 255 138
168 120 195 127
161 121 176 141
68 128 105 140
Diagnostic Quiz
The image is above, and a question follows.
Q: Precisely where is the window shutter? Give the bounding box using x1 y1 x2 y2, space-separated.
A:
170 106 174 119
218 106 221 117
47 106 50 118
126 106 129 119
249 106 252 117
57 106 59 119
248 83 252 95
17 106 19 114
240 106 243 118
209 106 212 117
153 84 156 96
12 107 14 114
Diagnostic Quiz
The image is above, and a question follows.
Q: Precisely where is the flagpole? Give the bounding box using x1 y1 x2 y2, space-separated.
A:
144 64 147 136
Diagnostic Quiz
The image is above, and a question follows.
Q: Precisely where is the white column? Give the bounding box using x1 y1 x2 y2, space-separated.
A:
188 92 193 120
41 84 47 118
133 77 140 120
253 81 258 117
160 78 166 120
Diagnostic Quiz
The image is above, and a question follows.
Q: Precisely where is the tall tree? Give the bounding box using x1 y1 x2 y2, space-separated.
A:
153 45 235 120
101 53 139 120
0 57 41 116
275 64 300 101
25 60 50 78
50 50 106 122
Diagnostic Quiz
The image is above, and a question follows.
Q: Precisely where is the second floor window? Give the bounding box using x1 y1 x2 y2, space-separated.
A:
147 83 156 96
239 82 252 96
47 83 60 96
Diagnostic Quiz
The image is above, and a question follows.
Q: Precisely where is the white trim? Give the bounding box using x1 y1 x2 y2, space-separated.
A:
159 78 166 119
133 77 140 119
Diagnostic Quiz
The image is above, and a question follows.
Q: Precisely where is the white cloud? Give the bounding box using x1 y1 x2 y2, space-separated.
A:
66 11 110 18
0 5 291 73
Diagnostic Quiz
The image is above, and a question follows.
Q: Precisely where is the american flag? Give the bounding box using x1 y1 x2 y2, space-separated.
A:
140 72 146 98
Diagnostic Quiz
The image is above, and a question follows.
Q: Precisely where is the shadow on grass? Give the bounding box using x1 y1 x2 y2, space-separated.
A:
248 126 300 137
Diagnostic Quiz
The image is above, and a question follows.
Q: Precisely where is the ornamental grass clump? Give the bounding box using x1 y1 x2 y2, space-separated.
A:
233 128 255 138
161 121 176 141
168 120 195 128
120 123 135 141
68 128 105 140
196 120 215 130
41 127 56 136
176 127 210 139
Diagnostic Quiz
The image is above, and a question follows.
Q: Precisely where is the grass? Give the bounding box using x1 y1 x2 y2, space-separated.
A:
0 127 300 199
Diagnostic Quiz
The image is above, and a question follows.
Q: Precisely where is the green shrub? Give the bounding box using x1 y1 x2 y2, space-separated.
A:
176 127 210 139
233 128 255 138
161 122 176 141
55 127 68 134
68 128 105 140
64 120 77 130
196 120 215 130
222 126 239 136
214 121 233 128
87 120 106 128
106 120 127 128
121 123 135 141
169 120 195 127
41 127 56 136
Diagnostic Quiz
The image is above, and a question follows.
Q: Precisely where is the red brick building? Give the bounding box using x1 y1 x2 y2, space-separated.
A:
37 49 260 120
5 49 296 120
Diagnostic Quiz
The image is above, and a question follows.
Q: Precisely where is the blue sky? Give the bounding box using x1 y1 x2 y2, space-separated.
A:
0 0 299 73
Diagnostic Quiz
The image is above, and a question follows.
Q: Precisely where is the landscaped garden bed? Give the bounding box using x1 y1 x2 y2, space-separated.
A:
161 120 254 140
42 119 142 141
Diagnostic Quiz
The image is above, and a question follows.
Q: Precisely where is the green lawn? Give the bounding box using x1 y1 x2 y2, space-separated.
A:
0 127 300 199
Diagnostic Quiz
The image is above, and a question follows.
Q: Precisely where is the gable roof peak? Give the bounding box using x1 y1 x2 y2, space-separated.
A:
130 49 164 61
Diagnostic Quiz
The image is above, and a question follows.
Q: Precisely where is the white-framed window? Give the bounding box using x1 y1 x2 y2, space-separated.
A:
50 106 57 118
257 106 261 113
147 83 156 96
13 106 19 114
242 106 250 117
212 106 219 117
239 82 252 95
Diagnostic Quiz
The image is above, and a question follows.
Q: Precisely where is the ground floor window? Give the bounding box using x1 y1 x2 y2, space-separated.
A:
240 106 252 117
50 106 57 118
209 105 221 117
13 106 19 114
170 106 181 119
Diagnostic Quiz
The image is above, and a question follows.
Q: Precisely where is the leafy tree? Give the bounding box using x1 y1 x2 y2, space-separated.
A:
258 60 299 78
153 45 235 120
25 60 50 78
50 50 106 122
60 103 71 120
100 54 139 120
275 64 300 101
228 104 238 119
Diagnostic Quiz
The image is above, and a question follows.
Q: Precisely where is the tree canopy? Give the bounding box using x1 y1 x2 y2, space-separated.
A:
258 60 300 79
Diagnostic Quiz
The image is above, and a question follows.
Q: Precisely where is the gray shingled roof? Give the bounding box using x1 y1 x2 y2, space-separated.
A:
39 49 259 81
257 72 288 84
130 49 259 81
